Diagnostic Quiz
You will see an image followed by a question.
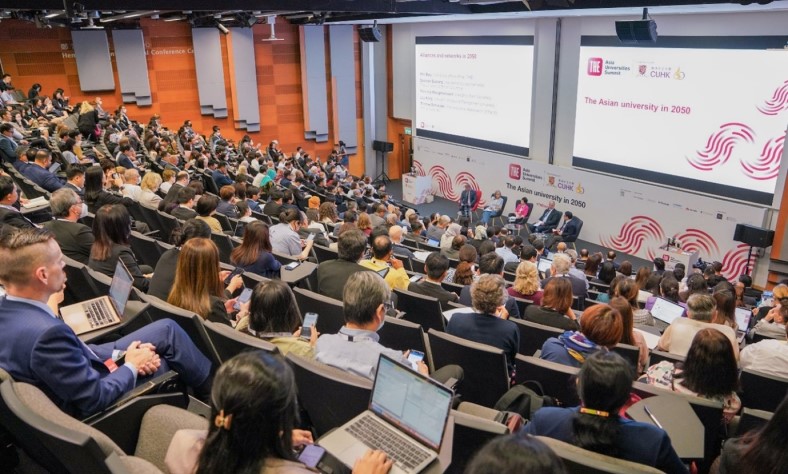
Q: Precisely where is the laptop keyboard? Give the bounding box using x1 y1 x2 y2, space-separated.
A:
347 414 431 471
84 299 114 328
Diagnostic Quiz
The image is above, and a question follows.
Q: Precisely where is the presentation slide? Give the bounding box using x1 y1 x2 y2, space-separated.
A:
415 36 534 156
573 36 788 206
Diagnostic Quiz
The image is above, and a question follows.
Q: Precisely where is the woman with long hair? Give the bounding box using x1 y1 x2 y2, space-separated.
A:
446 244 477 285
149 219 211 300
522 351 686 473
641 328 741 422
168 238 243 325
614 278 653 326
318 201 338 224
523 277 577 331
84 165 136 214
712 287 738 330
165 351 391 474
583 253 602 279
717 394 788 473
357 212 373 236
236 280 316 357
508 260 543 305
230 221 282 278
88 204 151 291
618 260 633 278
608 296 648 373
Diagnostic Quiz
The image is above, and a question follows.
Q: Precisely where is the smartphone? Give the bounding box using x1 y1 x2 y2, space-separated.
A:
224 267 244 285
760 290 774 307
301 312 319 340
285 261 300 270
233 287 253 312
306 233 315 241
407 349 425 364
297 444 325 469
409 275 422 283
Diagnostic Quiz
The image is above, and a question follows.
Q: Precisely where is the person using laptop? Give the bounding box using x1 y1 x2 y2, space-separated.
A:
316 271 463 384
657 294 739 359
165 351 392 474
0 227 213 418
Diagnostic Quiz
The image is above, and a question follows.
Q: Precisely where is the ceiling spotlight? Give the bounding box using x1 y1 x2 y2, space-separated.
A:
216 21 229 35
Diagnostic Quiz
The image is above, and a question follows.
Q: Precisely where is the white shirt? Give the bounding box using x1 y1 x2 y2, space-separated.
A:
740 339 788 378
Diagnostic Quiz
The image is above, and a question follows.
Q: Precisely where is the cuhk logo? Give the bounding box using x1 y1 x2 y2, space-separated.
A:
588 58 603 76
509 164 521 180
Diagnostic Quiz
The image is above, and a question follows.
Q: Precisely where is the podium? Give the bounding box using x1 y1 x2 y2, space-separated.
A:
657 245 699 272
402 174 433 205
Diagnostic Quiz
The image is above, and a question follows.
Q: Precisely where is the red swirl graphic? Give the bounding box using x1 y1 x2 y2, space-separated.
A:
454 172 486 207
412 161 425 176
673 229 721 257
721 244 756 281
600 216 666 256
757 80 788 116
429 166 458 201
740 135 783 181
687 123 755 171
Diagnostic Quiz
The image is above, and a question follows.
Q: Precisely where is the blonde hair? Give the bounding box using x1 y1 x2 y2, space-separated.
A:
512 260 540 295
140 172 163 192
79 101 94 114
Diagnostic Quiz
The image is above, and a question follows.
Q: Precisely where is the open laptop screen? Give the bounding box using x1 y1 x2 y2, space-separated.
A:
734 307 752 332
109 259 134 315
537 257 552 274
370 355 453 452
650 297 685 325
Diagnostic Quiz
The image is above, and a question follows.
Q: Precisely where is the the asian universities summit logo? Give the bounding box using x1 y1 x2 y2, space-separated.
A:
587 58 603 76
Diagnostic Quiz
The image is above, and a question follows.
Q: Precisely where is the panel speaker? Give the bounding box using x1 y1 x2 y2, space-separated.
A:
733 224 774 248
372 140 394 152
615 20 657 44
358 26 382 43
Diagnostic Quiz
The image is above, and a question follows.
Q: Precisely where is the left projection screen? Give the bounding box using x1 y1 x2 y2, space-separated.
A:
415 36 535 156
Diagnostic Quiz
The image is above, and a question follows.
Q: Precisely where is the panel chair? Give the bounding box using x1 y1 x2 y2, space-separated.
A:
285 354 372 437
293 287 346 336
394 288 446 333
510 319 563 357
427 330 510 408
739 368 788 413
514 355 581 407
202 321 278 365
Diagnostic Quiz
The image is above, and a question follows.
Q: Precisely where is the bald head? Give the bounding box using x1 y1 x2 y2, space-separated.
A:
556 242 567 253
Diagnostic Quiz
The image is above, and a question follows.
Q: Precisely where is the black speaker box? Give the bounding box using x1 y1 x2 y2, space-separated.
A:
733 224 774 248
615 19 658 44
358 26 382 43
372 140 394 153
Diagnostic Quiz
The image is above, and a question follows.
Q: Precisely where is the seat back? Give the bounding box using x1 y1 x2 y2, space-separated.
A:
311 244 338 264
0 381 124 474
377 317 430 368
441 281 465 296
214 213 233 233
394 288 445 332
536 436 664 474
138 205 164 234
511 319 563 357
202 321 278 364
427 330 509 407
140 294 220 366
285 354 372 437
611 343 640 373
210 232 236 264
648 349 685 367
156 211 181 244
740 369 788 412
449 409 508 474
514 355 580 406
129 231 163 268
62 256 102 306
735 407 773 437
293 287 346 335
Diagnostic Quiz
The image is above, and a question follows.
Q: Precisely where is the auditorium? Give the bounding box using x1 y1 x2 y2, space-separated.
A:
0 1 787 473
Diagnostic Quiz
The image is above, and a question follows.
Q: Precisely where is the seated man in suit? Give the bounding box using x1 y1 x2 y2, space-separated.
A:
211 161 234 187
528 200 561 234
317 228 373 301
545 211 580 250
21 149 63 193
459 252 520 318
316 270 463 384
408 252 460 310
63 164 86 199
170 187 199 221
0 175 38 229
42 188 93 264
0 228 213 417
541 252 588 299
263 190 284 218
389 225 416 259
458 184 478 219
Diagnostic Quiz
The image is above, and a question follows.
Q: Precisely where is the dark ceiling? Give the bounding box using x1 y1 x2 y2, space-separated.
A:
0 0 777 28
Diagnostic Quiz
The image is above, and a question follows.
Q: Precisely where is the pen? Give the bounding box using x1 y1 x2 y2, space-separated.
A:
643 404 663 430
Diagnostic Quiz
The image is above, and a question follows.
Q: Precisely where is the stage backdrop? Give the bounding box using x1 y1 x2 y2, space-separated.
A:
414 137 767 281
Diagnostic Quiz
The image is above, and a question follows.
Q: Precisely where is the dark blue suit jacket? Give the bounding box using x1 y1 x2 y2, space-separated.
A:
0 296 134 417
212 169 233 187
557 218 580 242
22 164 63 192
538 208 561 230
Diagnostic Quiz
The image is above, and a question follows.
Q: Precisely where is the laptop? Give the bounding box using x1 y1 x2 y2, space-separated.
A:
734 307 752 342
537 257 553 274
60 260 133 335
426 238 440 247
650 297 685 325
320 354 454 474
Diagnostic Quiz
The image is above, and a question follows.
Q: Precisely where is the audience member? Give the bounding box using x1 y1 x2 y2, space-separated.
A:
444 244 477 285
750 284 788 340
608 296 648 373
0 175 37 229
270 208 313 261
230 221 282 278
465 435 567 474
21 149 62 192
540 303 623 368
148 219 211 300
195 194 222 233
138 172 163 210
216 185 239 218
408 252 460 310
508 260 543 305
542 253 588 299
459 252 519 317
317 229 373 301
42 188 93 264
171 187 199 221
360 234 410 291
523 278 578 331
657 294 739 358
88 204 151 291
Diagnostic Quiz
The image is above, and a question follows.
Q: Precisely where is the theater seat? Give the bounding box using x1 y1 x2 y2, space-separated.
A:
536 436 664 474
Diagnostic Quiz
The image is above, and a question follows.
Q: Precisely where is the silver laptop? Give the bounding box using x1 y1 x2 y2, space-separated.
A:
650 297 685 325
537 257 553 274
320 354 454 474
60 260 133 335
734 307 752 342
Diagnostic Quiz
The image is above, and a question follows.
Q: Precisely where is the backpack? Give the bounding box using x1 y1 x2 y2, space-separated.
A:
494 380 559 420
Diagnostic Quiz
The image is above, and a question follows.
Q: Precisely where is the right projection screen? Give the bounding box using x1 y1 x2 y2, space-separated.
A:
573 36 788 206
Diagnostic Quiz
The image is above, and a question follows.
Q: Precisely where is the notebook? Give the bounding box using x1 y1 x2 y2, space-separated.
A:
650 297 685 325
320 354 454 474
60 260 133 335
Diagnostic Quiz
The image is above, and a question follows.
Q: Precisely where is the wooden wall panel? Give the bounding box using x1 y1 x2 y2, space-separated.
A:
0 18 362 162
